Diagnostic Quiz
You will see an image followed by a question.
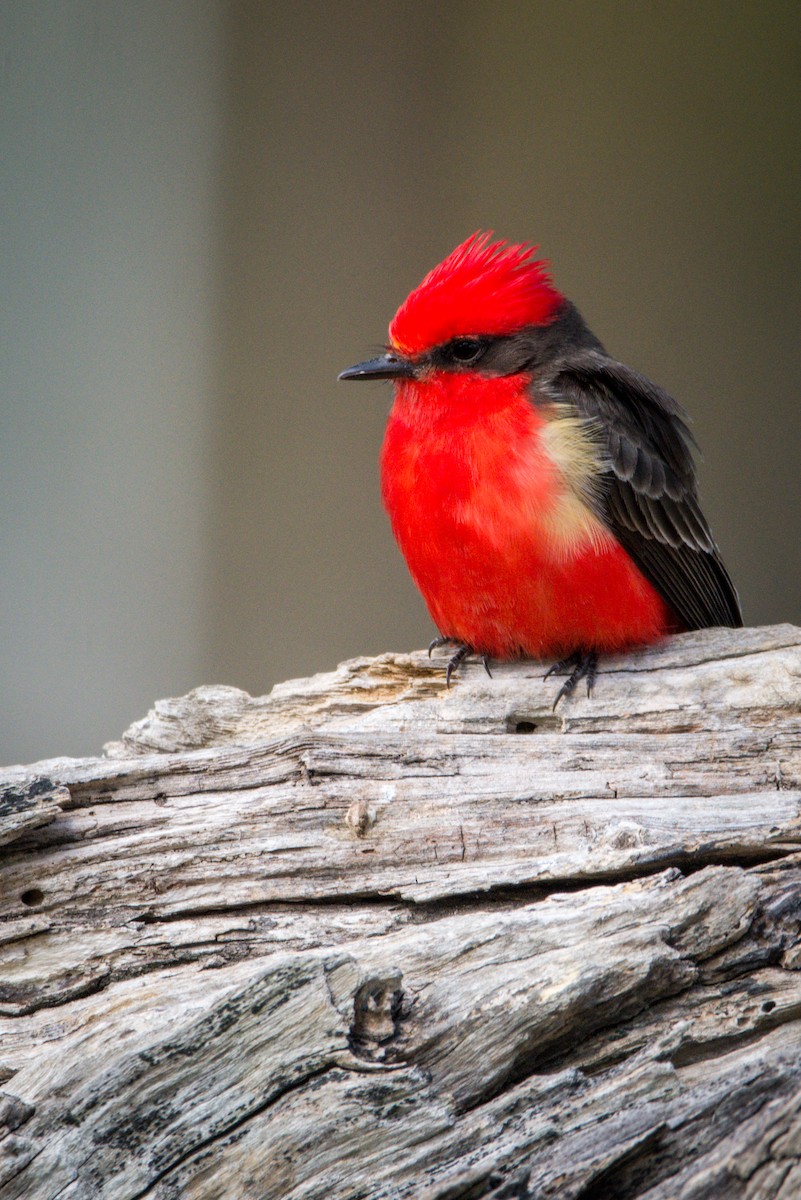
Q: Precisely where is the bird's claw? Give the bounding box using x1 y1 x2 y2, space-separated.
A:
445 644 471 687
429 638 492 685
428 635 452 658
546 649 599 710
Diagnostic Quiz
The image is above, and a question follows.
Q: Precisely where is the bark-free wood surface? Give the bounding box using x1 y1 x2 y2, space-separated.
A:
1 625 800 1198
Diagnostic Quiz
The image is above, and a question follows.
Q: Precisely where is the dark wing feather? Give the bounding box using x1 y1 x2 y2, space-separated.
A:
550 351 742 630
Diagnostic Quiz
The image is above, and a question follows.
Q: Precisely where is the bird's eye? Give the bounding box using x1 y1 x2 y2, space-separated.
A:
449 337 485 365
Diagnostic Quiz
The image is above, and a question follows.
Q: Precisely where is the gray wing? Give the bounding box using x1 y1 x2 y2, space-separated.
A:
551 351 742 630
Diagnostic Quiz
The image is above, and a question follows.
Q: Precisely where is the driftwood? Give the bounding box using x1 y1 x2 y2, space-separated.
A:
1 624 801 1199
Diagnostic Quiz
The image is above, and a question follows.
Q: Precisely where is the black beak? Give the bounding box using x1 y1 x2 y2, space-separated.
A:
338 352 416 382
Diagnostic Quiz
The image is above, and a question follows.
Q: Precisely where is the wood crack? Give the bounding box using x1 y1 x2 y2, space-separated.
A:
2 625 800 1199
125 1064 336 1200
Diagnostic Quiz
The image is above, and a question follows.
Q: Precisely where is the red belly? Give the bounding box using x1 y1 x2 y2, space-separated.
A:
380 383 674 659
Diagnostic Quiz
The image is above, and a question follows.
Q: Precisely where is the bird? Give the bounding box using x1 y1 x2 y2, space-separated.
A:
339 233 742 705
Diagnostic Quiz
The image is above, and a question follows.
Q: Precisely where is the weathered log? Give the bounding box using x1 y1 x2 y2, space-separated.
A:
1 624 800 1198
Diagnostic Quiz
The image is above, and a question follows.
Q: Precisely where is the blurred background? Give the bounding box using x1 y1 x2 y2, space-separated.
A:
2 0 800 765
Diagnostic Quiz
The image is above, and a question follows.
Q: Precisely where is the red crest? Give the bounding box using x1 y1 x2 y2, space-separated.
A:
389 232 563 356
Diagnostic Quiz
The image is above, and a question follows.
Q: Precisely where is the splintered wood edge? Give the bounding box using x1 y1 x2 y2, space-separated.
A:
1 623 800 1199
103 622 801 755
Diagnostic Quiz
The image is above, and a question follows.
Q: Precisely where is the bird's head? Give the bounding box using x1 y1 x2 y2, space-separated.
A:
339 233 565 388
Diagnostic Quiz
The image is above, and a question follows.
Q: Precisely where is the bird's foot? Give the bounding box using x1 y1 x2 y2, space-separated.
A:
544 649 599 710
428 637 492 687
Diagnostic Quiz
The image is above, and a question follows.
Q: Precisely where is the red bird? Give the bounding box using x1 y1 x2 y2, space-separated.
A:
339 233 741 704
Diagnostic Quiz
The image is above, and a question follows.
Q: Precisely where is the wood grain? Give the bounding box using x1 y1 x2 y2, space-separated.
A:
1 625 800 1197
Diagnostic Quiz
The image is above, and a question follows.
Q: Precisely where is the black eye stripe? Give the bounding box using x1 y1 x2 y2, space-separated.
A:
432 336 491 369
422 306 597 378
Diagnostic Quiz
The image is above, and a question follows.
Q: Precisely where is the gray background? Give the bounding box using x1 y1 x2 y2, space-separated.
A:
3 1 800 765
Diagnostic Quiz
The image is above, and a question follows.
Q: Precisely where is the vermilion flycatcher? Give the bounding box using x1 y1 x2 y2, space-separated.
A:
339 233 741 704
